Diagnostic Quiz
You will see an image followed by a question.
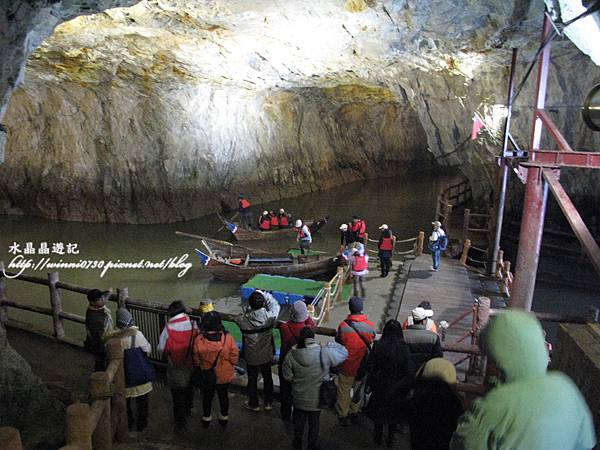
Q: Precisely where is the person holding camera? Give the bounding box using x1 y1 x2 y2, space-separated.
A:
235 290 280 411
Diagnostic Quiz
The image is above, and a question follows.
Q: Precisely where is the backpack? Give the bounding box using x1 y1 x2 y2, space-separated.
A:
123 334 155 387
439 234 449 252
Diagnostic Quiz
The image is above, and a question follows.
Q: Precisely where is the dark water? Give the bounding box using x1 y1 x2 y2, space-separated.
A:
0 174 441 336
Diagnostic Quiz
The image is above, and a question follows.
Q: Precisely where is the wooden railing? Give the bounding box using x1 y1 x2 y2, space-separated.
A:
366 231 425 259
435 178 473 233
60 339 128 450
462 208 492 241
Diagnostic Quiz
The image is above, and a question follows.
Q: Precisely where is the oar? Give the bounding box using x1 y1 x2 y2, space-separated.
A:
217 212 239 232
175 231 270 254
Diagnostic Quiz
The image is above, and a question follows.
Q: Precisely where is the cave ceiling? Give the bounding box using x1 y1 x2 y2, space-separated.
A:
26 0 548 90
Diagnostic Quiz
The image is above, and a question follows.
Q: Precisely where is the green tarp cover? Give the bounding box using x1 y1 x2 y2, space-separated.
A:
287 249 324 257
243 274 325 298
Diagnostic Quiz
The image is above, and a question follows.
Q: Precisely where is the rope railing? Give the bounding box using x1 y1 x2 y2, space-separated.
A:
365 231 425 259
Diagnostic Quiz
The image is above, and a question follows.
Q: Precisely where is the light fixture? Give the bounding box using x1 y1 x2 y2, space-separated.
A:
582 83 600 132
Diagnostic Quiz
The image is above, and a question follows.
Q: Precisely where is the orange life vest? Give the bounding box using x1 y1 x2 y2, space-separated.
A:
379 236 394 251
279 215 289 227
270 215 279 227
351 220 366 238
259 217 271 230
353 254 368 272
239 199 250 209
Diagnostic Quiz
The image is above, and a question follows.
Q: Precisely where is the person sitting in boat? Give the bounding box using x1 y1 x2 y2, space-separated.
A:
278 208 291 228
238 195 253 230
350 215 367 243
258 211 271 231
269 211 280 228
339 223 358 250
295 219 312 255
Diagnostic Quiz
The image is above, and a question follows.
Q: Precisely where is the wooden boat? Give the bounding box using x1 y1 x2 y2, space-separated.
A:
218 214 329 241
176 233 339 282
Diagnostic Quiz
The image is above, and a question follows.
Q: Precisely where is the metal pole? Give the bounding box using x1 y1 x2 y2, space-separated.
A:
511 166 548 310
490 48 518 275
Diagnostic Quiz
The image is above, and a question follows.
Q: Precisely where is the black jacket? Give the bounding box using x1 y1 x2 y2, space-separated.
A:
403 325 443 369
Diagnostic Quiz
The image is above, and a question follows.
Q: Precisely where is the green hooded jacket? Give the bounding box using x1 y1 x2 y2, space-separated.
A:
451 310 596 450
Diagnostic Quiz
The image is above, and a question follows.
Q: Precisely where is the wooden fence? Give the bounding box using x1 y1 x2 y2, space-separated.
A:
435 177 473 234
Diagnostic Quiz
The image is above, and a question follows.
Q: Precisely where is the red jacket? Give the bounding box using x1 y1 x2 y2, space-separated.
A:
336 314 375 376
279 317 315 365
161 315 197 369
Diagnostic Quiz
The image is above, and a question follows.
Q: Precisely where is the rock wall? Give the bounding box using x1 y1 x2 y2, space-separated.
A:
0 82 429 223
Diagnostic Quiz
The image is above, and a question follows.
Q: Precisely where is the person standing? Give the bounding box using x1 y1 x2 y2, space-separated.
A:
235 290 281 411
108 308 153 433
335 297 375 426
429 220 446 272
192 311 239 428
451 310 596 450
377 224 395 278
278 302 316 422
84 288 114 372
403 307 443 370
157 300 196 433
406 358 464 450
402 301 438 334
365 319 414 448
283 327 348 450
347 248 368 297
350 216 367 243
295 219 312 255
238 195 253 230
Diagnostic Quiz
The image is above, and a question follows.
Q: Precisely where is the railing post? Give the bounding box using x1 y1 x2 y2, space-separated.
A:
443 203 453 234
0 427 23 450
463 209 470 240
90 372 112 450
416 231 425 256
65 403 92 450
495 250 504 279
586 307 599 323
460 239 472 266
0 262 7 327
106 339 128 441
117 288 128 309
364 233 368 252
336 267 344 304
48 272 65 339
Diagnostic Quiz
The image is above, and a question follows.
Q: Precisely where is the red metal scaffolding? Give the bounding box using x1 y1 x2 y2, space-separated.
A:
505 14 600 310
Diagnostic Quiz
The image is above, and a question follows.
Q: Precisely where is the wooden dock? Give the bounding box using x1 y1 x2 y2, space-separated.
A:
399 254 475 360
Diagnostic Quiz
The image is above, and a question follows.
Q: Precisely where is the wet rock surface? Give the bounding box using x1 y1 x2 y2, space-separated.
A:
0 0 599 222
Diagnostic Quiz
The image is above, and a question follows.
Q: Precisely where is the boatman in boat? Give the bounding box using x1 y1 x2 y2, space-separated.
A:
295 219 312 255
350 215 367 243
238 195 253 230
258 211 271 231
278 208 291 228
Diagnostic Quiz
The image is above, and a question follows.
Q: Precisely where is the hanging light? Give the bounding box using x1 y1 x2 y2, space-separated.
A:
582 83 600 132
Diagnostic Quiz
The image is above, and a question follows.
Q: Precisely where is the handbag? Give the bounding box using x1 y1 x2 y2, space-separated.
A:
123 334 155 388
318 347 337 409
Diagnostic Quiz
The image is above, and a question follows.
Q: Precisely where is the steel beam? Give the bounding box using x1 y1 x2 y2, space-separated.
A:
542 169 600 276
511 166 548 310
529 14 553 152
536 109 575 152
529 150 600 168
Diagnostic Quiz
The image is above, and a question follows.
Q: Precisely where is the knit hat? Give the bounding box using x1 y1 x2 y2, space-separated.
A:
291 301 309 323
349 296 364 314
421 358 457 384
199 301 214 314
116 307 134 328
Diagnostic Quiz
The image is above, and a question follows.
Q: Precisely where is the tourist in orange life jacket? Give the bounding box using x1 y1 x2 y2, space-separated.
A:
339 223 358 250
350 216 367 243
269 211 279 228
238 195 253 230
258 211 271 231
377 224 395 278
278 208 291 228
295 219 312 255
157 300 197 433
349 247 369 297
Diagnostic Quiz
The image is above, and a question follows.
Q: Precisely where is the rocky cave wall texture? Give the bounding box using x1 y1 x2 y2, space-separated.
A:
0 0 599 223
